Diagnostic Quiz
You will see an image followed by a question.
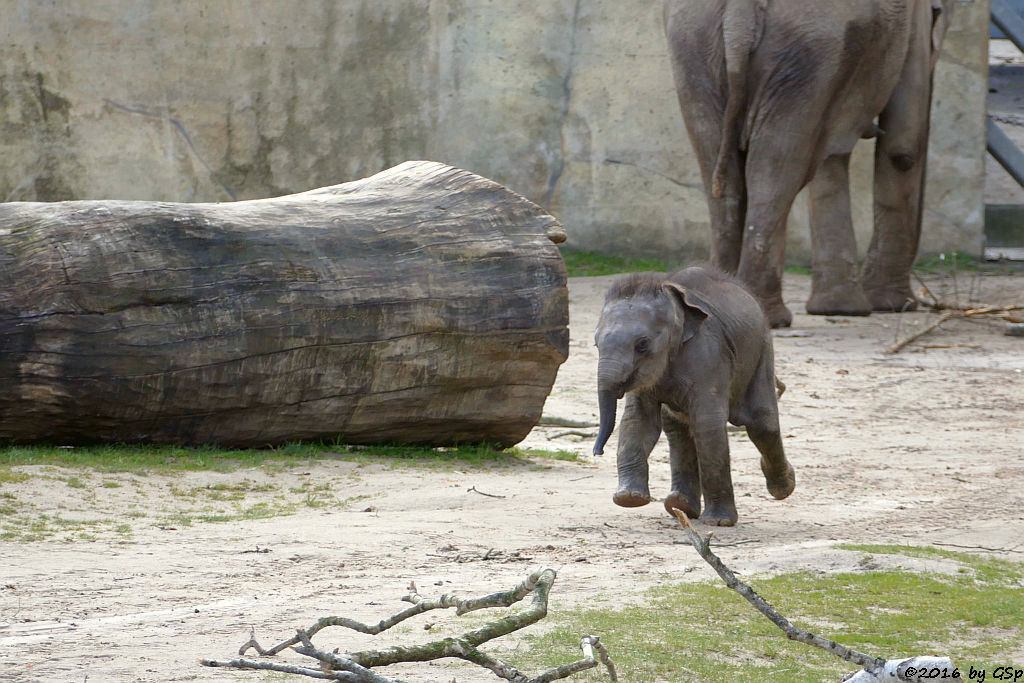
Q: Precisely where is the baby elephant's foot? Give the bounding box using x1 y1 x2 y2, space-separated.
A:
761 458 796 500
663 490 700 519
699 502 738 527
613 487 652 508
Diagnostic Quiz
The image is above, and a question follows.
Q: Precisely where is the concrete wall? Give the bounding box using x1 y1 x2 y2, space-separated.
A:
0 0 989 263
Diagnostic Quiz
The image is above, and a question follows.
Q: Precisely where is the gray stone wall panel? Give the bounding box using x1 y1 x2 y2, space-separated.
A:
0 0 987 261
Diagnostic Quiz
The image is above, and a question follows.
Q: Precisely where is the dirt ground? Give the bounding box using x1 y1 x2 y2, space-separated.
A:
1 270 1023 682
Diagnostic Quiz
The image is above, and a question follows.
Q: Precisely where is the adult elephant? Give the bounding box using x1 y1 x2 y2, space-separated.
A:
663 0 954 327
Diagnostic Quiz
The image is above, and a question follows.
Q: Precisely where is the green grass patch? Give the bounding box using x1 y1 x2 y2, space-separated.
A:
561 248 822 279
157 500 294 527
512 546 1024 681
0 442 577 541
837 544 1024 587
516 447 581 462
0 512 111 542
0 442 520 476
561 249 676 277
0 468 30 485
0 444 297 474
559 247 1013 280
913 250 984 274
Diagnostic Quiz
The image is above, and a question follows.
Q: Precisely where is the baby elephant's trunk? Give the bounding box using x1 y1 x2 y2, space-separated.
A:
593 390 618 455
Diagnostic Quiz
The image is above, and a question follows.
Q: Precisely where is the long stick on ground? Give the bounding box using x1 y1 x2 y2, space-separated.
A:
670 508 960 682
670 508 884 669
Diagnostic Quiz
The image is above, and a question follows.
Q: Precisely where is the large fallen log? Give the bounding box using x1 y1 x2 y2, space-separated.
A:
0 161 569 448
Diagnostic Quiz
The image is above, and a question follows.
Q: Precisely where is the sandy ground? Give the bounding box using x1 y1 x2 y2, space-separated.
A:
1 269 1022 682
0 35 1020 683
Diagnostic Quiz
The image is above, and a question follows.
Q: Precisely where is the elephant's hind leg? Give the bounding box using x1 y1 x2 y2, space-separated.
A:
662 407 701 519
739 135 823 328
806 153 872 316
750 417 795 501
861 3 934 314
860 111 926 313
737 352 795 501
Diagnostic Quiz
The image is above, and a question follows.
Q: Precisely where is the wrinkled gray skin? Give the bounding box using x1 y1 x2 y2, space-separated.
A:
664 0 954 328
594 266 795 526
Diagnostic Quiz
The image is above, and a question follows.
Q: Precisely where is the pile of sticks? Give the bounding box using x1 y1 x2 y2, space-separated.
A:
885 272 1023 354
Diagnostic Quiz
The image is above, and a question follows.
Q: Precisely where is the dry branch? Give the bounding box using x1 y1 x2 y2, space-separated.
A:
670 508 960 682
467 486 506 499
537 417 598 429
886 304 1024 354
201 567 617 683
546 430 596 440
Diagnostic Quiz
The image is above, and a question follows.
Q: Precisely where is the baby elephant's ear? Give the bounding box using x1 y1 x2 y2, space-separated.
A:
663 281 711 342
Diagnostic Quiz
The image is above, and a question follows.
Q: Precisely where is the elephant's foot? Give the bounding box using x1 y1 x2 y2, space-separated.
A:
737 272 791 327
805 283 871 317
699 500 738 527
613 487 652 508
861 280 918 313
663 490 700 519
761 458 795 500
763 300 793 329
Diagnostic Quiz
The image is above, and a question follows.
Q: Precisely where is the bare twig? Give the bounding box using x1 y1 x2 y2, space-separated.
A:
886 312 957 354
468 486 506 499
547 430 596 440
529 637 618 683
952 252 960 308
670 508 884 669
673 537 758 548
671 508 960 682
201 656 375 681
885 304 1024 354
202 568 617 682
912 272 940 308
932 541 1024 554
538 416 598 428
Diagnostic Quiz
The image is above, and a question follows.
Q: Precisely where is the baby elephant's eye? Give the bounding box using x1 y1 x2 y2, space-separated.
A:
634 337 650 355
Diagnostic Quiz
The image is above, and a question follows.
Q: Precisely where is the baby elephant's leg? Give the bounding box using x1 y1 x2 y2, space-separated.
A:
691 411 738 526
612 394 663 508
662 408 701 519
743 355 795 500
748 416 794 500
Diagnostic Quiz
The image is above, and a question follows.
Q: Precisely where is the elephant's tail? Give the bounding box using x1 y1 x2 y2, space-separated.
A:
711 0 767 198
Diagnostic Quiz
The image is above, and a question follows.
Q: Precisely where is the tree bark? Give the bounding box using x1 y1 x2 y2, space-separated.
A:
0 161 569 448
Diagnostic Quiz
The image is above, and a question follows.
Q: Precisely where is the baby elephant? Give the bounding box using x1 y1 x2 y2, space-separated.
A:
593 265 795 526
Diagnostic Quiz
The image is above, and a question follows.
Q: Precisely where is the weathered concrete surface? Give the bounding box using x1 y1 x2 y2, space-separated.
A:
0 0 989 263
921 0 991 254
